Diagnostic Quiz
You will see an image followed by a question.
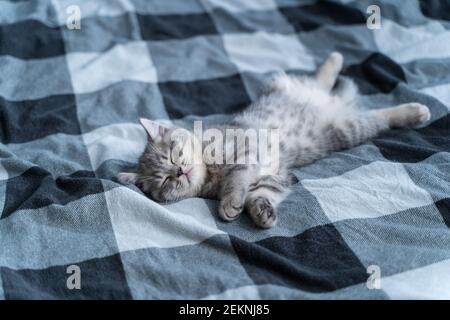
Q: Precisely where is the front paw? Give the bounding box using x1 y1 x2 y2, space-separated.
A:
219 196 244 222
249 197 277 229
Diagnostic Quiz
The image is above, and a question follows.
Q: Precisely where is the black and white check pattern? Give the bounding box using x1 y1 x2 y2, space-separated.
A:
0 0 449 299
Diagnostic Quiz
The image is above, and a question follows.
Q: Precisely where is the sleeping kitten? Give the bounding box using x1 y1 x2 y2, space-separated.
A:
118 52 430 228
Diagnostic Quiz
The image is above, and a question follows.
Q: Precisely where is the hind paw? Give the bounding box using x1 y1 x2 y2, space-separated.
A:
329 51 344 70
403 103 431 126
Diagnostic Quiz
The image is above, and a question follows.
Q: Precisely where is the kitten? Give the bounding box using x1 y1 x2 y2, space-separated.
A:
118 52 430 228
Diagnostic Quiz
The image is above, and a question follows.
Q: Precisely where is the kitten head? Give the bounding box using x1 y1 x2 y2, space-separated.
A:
118 118 206 202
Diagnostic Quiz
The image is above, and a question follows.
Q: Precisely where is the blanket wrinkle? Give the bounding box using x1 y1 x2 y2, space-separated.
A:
0 0 449 300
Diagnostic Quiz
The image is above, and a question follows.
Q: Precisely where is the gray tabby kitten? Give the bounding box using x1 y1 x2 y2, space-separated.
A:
119 52 430 228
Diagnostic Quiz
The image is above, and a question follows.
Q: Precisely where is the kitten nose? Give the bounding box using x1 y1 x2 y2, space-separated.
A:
177 167 183 177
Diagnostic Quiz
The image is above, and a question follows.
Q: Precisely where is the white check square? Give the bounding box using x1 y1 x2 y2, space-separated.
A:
303 161 434 222
67 41 157 94
223 32 315 73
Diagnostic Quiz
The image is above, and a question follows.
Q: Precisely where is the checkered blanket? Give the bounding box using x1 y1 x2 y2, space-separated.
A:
1 0 449 300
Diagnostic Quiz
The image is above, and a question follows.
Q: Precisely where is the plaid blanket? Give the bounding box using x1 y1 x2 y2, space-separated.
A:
1 0 449 300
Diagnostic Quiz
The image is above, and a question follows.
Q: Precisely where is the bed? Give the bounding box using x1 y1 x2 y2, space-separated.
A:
0 0 449 299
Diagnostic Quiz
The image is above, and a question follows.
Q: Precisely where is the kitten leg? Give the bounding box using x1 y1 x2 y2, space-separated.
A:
245 175 292 228
218 165 251 221
315 52 344 91
325 103 431 152
374 103 431 128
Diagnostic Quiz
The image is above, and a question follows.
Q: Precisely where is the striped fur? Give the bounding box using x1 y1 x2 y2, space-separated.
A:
119 52 431 228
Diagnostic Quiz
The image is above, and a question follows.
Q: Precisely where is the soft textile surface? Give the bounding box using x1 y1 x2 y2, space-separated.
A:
0 0 449 300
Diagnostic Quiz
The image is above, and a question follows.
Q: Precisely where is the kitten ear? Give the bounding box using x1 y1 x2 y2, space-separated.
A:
139 118 169 142
118 172 139 184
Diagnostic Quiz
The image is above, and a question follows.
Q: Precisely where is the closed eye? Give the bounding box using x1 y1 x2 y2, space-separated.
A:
169 141 176 164
170 141 186 165
161 176 169 187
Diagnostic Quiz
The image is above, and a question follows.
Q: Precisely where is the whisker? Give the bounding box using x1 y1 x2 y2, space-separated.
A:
138 176 153 182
